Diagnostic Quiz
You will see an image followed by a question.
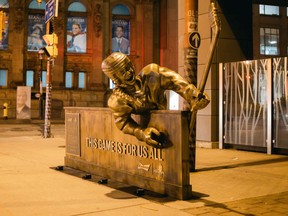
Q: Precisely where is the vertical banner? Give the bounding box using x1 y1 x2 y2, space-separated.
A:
112 19 130 55
16 86 31 119
27 14 46 51
67 17 87 53
0 11 9 50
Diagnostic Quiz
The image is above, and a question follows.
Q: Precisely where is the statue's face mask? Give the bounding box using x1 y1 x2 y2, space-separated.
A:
102 52 136 89
119 62 135 86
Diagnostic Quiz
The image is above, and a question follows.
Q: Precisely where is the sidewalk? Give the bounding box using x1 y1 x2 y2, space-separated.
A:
0 123 287 216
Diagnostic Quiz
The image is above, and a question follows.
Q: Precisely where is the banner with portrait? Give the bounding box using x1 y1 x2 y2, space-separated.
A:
0 11 9 50
67 17 87 53
16 86 31 119
27 14 46 51
112 19 130 55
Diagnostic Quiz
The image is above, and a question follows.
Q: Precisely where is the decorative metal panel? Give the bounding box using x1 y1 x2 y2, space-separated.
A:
223 60 268 147
273 58 288 149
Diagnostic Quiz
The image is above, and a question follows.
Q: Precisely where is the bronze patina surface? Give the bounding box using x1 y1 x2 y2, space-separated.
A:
65 107 192 199
101 52 210 148
65 113 80 156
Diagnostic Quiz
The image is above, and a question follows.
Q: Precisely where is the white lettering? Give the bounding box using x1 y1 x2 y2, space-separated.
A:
86 137 164 161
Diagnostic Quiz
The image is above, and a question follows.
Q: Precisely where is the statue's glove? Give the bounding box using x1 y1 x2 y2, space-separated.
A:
134 127 161 147
190 91 210 112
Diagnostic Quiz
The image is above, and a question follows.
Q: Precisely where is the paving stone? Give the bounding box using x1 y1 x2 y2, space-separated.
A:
198 212 219 216
184 207 209 215
0 123 287 216
210 207 230 214
274 207 288 214
245 206 270 214
219 211 244 216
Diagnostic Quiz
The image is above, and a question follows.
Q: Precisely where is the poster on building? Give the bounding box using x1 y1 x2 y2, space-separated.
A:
67 17 87 53
16 86 31 119
27 14 46 51
112 19 130 55
0 12 9 50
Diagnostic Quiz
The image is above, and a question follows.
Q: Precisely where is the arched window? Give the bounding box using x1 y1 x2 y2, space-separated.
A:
111 4 130 55
66 2 87 53
27 1 46 52
26 1 46 88
68 2 86 12
0 0 9 50
29 1 45 10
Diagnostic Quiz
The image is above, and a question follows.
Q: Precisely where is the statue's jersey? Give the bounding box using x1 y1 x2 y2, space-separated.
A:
108 63 199 134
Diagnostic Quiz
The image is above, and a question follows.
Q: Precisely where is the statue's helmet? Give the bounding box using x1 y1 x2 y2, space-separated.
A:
101 52 135 86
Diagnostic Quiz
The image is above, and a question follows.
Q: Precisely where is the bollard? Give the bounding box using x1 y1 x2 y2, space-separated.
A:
2 102 8 120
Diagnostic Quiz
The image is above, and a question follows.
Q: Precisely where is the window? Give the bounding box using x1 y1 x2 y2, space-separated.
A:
169 91 179 110
112 4 130 55
27 1 46 52
260 28 280 55
65 72 73 88
110 4 131 88
0 69 7 87
67 2 87 53
65 71 86 89
68 2 86 12
26 70 34 87
78 72 86 89
29 1 45 9
0 0 9 50
109 79 115 89
259 5 279 16
0 0 8 8
41 71 46 87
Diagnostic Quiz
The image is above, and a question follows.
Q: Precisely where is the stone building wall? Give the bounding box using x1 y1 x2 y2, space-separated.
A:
0 0 158 119
0 89 106 119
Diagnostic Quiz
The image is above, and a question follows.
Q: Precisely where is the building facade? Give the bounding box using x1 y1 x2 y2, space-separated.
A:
0 0 287 152
0 0 164 119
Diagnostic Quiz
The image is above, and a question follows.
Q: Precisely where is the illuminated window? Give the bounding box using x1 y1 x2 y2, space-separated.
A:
259 5 279 16
41 71 46 87
0 0 9 50
169 91 179 110
65 72 73 88
67 2 87 53
109 79 115 89
26 70 34 87
28 1 45 9
112 4 130 55
65 71 86 89
0 0 8 8
68 2 87 12
0 69 7 87
110 4 131 88
27 1 46 52
78 72 86 89
112 4 130 15
260 27 279 55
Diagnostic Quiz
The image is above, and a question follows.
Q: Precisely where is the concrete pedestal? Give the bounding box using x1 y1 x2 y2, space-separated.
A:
64 107 192 200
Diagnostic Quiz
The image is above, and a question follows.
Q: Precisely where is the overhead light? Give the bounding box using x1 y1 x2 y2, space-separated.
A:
268 40 277 44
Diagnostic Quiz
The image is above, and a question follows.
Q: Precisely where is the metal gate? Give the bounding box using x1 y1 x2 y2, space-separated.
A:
219 58 288 154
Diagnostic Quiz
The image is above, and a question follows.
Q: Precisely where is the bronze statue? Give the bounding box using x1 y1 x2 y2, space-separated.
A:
102 52 210 147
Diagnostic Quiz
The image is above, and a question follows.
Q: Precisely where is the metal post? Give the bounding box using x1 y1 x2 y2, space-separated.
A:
43 57 53 138
219 63 223 149
38 49 44 119
185 0 198 171
267 59 272 154
42 0 58 138
43 20 52 138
